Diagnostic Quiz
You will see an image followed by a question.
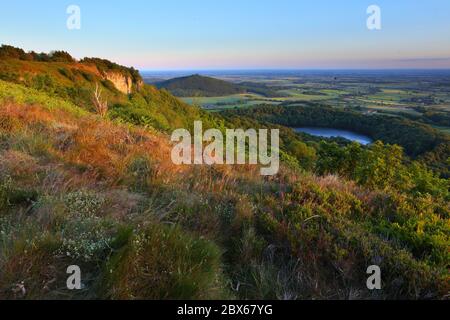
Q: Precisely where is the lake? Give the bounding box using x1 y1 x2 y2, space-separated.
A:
294 127 373 145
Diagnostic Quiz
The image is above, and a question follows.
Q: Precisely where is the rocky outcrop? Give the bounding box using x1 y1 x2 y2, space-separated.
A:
104 71 133 94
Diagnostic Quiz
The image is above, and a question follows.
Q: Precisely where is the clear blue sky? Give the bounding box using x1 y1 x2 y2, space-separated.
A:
1 0 450 70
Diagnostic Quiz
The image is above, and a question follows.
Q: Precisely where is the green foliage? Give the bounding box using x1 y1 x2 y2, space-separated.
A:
31 74 57 93
81 71 95 82
159 74 285 99
0 45 448 300
0 176 13 211
317 141 449 199
0 80 87 116
223 105 450 177
0 45 227 135
64 190 106 218
48 51 75 63
126 156 154 192
157 74 244 97
80 57 142 83
0 175 38 212
101 80 118 92
109 86 223 133
255 179 447 299
370 193 449 267
101 224 228 299
0 45 33 60
222 113 317 170
286 140 317 170
57 216 114 262
58 68 76 81
0 71 20 83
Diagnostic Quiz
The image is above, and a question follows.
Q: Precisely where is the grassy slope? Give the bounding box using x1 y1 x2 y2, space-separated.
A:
0 80 87 116
0 81 448 300
0 58 222 133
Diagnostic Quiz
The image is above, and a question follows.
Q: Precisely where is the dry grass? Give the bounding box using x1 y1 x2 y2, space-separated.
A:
0 102 186 187
0 100 447 300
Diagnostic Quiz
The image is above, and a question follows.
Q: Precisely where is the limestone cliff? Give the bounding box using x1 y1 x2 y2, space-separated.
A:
104 71 134 94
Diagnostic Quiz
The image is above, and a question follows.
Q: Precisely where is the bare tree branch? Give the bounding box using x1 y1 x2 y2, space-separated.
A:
92 83 108 118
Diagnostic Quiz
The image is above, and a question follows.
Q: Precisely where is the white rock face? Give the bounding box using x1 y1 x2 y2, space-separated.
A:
104 72 133 94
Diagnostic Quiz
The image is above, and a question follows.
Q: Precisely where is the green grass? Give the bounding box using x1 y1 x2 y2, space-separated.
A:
0 80 87 117
101 224 229 299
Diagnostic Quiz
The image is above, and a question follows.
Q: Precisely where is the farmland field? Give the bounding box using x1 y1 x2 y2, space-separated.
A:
143 70 450 133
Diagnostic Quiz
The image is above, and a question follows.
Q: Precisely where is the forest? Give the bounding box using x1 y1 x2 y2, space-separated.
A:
221 104 450 178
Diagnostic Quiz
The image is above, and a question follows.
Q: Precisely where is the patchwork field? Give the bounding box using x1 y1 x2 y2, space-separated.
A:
143 70 450 134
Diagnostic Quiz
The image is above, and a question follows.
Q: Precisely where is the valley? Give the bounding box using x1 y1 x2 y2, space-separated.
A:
1 0 450 306
0 45 448 301
143 70 450 134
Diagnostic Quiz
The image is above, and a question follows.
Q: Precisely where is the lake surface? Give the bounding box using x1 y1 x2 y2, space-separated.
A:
294 127 373 145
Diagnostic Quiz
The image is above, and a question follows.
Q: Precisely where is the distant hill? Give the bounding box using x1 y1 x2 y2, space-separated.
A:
156 74 286 98
156 74 244 97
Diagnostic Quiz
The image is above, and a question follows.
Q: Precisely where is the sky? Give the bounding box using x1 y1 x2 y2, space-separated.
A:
1 0 450 70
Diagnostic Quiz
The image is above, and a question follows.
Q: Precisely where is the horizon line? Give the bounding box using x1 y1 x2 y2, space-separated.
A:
139 67 450 72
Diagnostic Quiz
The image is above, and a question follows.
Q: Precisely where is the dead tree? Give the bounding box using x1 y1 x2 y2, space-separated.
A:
92 83 108 118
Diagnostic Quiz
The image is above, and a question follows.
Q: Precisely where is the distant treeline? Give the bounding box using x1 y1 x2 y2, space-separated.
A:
237 82 287 98
413 107 450 127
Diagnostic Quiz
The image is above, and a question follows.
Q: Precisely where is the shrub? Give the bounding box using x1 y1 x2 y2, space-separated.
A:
101 80 117 92
0 234 64 299
126 156 154 192
31 74 56 93
63 190 105 218
0 176 13 211
81 72 95 82
58 68 75 81
0 80 86 116
0 45 33 60
0 71 20 83
57 217 115 262
49 51 75 63
100 224 228 299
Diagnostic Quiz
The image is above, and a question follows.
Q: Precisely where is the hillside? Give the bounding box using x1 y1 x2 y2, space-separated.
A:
155 74 284 98
0 45 142 95
0 45 220 132
0 46 449 300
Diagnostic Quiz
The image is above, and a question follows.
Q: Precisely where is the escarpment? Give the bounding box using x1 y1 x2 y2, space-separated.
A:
104 71 134 94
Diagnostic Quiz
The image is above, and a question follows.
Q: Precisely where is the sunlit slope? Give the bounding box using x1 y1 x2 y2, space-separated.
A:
0 82 448 299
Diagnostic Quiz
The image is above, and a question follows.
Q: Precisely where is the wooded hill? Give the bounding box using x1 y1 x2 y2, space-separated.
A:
156 74 284 98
